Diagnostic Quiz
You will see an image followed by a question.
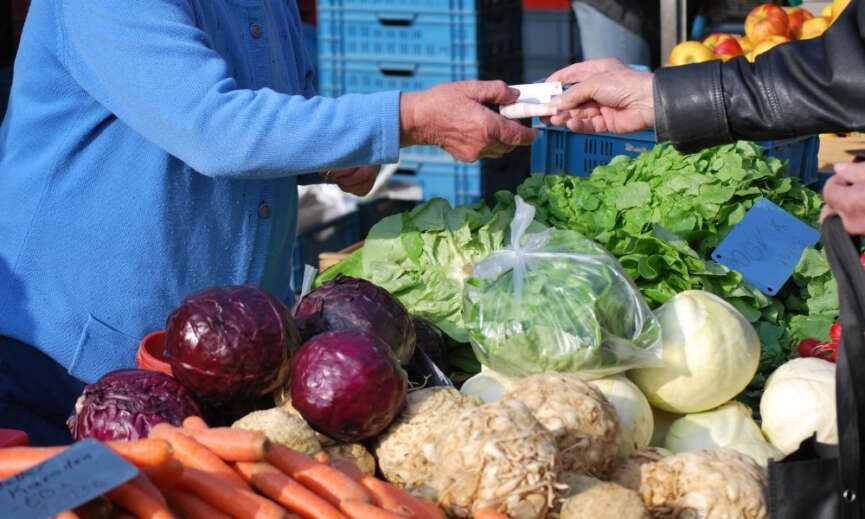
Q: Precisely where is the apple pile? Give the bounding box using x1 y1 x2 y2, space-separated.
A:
667 0 850 66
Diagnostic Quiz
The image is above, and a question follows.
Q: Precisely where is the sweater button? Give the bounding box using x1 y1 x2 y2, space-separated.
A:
250 24 263 38
259 204 271 219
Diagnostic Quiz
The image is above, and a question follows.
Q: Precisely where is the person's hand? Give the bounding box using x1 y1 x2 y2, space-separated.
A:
820 161 865 235
540 58 654 134
399 80 537 162
328 165 380 196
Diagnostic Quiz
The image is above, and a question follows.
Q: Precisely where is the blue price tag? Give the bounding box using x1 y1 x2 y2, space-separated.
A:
0 439 138 519
712 198 820 296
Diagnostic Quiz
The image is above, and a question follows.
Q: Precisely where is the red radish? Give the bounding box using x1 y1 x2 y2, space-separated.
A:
860 253 865 271
797 338 820 357
797 338 837 362
830 321 843 346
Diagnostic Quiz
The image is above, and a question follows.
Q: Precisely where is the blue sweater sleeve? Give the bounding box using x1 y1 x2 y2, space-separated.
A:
55 0 401 178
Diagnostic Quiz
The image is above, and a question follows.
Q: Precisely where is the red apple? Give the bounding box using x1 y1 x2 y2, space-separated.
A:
714 38 744 60
702 33 737 50
785 7 815 38
667 41 718 66
799 16 831 39
745 4 791 43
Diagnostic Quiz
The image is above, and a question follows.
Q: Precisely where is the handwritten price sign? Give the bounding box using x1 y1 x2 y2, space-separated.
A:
713 198 820 296
0 439 137 519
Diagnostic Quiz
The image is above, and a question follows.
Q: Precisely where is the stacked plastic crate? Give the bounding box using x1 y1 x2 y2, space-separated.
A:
521 0 577 83
317 0 529 205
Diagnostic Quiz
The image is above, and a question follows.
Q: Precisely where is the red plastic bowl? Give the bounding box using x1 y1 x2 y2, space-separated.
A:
136 330 173 376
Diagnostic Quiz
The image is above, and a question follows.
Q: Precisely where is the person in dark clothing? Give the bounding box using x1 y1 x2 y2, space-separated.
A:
544 0 865 235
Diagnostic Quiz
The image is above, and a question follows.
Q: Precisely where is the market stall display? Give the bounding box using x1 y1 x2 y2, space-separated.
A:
3 138 862 519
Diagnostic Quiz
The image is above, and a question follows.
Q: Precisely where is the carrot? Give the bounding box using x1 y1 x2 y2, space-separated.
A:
106 481 174 519
181 416 209 430
266 444 371 506
54 511 81 519
285 513 303 519
340 500 410 519
163 488 232 519
328 457 367 482
179 467 287 519
142 459 184 490
473 509 511 519
235 461 349 519
105 439 174 467
149 424 246 486
360 476 441 519
132 473 168 507
175 427 271 461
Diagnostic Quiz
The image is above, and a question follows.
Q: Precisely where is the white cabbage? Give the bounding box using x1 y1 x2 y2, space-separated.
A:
628 290 760 413
760 357 837 454
590 376 654 456
664 401 783 468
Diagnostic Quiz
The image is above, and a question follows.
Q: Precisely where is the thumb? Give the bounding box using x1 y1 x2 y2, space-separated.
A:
549 80 598 111
468 80 520 104
497 120 539 147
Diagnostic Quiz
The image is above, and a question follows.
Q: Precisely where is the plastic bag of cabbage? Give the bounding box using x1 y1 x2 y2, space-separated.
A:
462 197 663 379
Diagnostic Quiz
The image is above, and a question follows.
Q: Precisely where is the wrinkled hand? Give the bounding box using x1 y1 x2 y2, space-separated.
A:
820 162 865 235
329 165 381 196
540 58 655 134
399 80 537 162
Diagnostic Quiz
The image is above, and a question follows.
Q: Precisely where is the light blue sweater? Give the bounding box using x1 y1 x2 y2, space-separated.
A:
0 0 401 383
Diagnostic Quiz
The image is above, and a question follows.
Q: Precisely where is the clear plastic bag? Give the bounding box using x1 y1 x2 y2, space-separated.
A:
462 196 663 379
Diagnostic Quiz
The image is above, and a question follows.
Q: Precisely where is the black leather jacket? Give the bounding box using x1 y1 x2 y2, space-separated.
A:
654 0 865 153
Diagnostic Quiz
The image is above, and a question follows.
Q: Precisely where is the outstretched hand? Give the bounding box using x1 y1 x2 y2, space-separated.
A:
540 58 655 135
400 80 538 162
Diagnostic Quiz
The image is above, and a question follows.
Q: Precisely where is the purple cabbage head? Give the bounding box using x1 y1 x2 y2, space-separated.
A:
290 329 407 443
294 276 416 365
68 369 203 441
165 284 301 403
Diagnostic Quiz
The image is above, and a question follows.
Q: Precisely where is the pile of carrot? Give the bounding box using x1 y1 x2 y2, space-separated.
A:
0 415 476 519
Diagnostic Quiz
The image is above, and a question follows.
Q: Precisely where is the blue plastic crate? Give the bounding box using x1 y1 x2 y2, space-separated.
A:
391 150 528 205
530 124 821 186
318 7 520 65
291 210 361 291
318 57 520 97
318 0 516 14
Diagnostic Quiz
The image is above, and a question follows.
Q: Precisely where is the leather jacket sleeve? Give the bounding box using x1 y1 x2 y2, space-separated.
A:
653 0 865 153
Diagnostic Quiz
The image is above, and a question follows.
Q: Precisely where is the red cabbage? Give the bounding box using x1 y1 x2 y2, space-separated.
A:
294 276 416 365
290 329 407 442
67 369 203 441
165 285 301 403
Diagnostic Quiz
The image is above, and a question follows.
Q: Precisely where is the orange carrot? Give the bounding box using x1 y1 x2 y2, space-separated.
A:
181 416 209 430
175 427 271 461
163 488 232 519
285 513 303 519
0 440 171 479
149 424 246 487
360 476 441 519
132 473 168 507
179 467 286 519
328 457 367 482
473 508 511 519
105 439 174 467
106 481 174 519
54 511 80 519
340 500 410 519
266 444 371 507
142 459 184 490
235 462 349 519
